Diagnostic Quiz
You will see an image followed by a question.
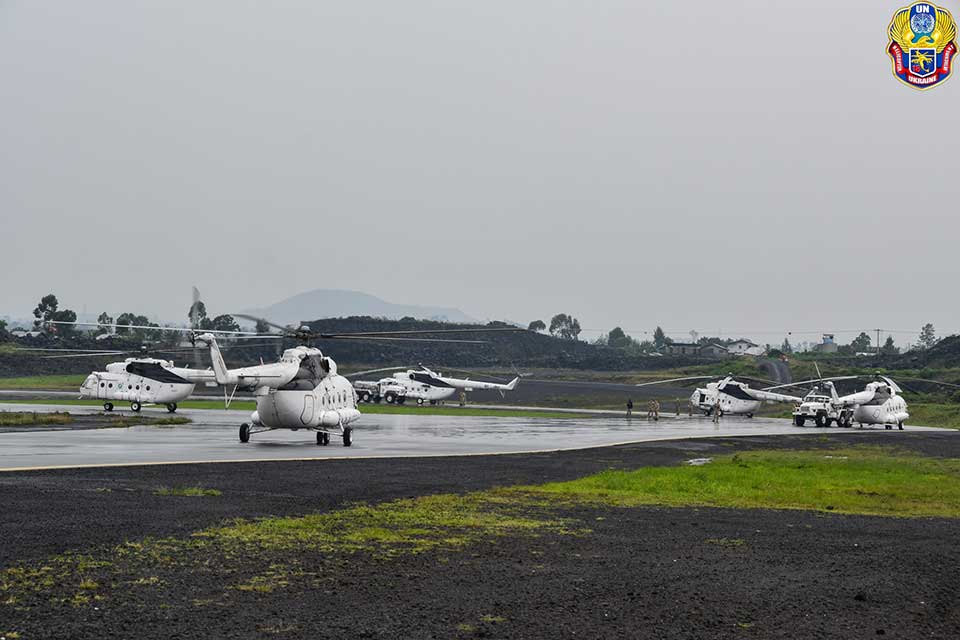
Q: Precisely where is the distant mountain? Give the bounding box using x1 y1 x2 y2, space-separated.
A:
241 289 477 326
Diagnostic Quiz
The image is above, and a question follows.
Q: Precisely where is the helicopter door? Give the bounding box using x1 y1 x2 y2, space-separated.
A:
301 395 315 425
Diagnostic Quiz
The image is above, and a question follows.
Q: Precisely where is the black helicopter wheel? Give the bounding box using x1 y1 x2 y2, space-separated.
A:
317 432 330 446
103 402 114 412
239 423 250 443
131 401 142 413
166 403 177 413
342 427 353 447
898 421 904 431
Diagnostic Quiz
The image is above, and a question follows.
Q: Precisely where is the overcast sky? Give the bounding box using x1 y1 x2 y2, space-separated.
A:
2 1 957 347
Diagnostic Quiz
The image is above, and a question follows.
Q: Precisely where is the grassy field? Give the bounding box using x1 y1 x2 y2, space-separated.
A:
0 375 88 390
0 411 73 426
0 398 592 419
0 411 190 428
524 446 960 518
904 403 960 430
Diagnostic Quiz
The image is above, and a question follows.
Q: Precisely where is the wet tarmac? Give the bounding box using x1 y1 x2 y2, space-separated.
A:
0 402 947 471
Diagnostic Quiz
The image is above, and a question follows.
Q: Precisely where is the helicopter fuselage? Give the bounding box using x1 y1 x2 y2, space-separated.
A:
80 358 196 410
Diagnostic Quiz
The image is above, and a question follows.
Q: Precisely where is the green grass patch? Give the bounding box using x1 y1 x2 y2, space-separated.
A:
0 492 575 612
0 410 191 429
195 493 574 555
154 486 222 497
0 411 73 426
0 375 87 391
705 537 746 547
904 403 960 429
523 446 960 517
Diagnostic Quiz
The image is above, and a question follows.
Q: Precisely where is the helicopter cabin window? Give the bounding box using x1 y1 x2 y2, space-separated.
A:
100 383 105 388
108 383 113 388
135 385 140 390
146 386 151 391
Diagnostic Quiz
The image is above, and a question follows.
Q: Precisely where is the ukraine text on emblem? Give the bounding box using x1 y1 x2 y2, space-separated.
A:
887 2 957 90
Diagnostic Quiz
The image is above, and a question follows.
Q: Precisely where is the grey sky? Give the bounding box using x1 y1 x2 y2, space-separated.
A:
2 1 957 346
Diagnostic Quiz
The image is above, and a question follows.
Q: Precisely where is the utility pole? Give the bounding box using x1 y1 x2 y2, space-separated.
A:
875 328 881 355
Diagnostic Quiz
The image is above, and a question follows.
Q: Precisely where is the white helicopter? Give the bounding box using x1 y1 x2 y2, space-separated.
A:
782 375 932 430
228 316 523 445
18 341 217 413
347 364 520 405
79 357 208 413
635 375 803 417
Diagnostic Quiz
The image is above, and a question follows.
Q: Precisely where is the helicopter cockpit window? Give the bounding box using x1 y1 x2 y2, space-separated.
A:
279 354 327 391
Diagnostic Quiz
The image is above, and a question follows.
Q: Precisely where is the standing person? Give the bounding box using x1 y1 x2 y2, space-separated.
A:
675 397 681 416
688 399 693 416
712 398 722 424
626 398 633 419
653 399 660 422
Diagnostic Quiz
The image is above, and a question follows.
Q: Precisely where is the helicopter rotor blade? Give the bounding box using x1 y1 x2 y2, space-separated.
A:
41 352 132 359
323 335 489 344
634 376 717 388
318 327 523 338
343 366 409 379
231 314 292 333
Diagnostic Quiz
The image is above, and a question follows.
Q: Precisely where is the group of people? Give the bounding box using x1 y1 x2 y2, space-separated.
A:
624 398 664 420
625 397 709 420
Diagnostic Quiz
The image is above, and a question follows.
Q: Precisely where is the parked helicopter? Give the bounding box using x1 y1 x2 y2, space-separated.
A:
635 375 804 417
770 374 960 430
18 341 217 412
346 364 520 405
227 316 523 445
79 357 208 412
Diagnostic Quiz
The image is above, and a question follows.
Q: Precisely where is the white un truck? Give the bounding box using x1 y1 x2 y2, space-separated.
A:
353 379 409 404
792 387 854 427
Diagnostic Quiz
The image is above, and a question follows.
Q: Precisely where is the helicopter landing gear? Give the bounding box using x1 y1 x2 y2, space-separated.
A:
745 413 754 419
342 427 353 447
898 421 904 430
166 403 177 413
131 401 142 413
317 431 330 446
239 423 250 443
885 424 892 430
417 398 424 406
103 402 114 412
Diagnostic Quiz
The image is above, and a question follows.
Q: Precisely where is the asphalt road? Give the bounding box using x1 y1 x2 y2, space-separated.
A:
1 402 945 471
